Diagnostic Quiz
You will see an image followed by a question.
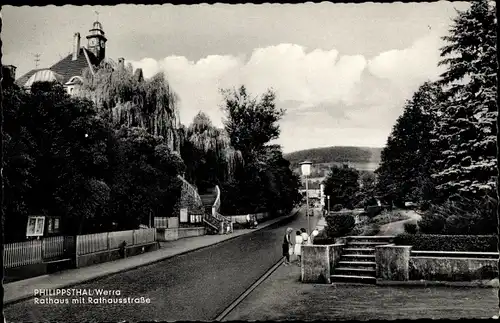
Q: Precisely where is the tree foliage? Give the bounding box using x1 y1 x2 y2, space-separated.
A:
323 165 360 209
431 0 497 200
3 77 184 241
375 82 443 205
180 112 242 191
80 61 181 152
218 86 300 215
376 0 498 235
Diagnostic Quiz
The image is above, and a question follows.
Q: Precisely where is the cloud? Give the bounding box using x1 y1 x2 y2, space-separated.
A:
367 32 444 87
127 33 445 152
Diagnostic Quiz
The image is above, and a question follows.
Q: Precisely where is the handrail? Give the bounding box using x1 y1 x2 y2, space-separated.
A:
177 175 203 209
212 185 231 223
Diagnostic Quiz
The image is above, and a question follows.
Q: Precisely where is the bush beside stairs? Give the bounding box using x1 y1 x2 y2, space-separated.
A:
332 236 394 284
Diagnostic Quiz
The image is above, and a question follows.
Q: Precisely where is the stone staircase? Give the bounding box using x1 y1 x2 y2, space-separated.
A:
200 188 220 234
331 236 394 284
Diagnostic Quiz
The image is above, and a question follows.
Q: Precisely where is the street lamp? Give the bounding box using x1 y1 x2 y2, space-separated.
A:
300 161 312 235
327 195 330 215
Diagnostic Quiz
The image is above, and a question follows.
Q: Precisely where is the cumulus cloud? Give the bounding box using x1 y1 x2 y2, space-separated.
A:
127 32 445 152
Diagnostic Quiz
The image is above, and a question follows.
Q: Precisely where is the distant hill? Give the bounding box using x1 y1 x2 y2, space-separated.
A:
285 146 383 177
285 146 382 166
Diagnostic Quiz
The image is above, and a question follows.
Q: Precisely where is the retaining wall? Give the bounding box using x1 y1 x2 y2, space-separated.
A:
409 251 498 281
76 242 159 268
156 227 206 242
229 212 270 224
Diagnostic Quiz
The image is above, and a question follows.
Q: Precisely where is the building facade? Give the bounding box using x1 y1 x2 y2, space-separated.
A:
14 20 141 96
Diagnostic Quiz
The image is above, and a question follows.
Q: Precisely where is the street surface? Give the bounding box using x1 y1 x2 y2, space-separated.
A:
4 208 318 322
225 260 498 321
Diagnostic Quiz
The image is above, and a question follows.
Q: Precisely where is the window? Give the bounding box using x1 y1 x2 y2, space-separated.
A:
26 216 45 237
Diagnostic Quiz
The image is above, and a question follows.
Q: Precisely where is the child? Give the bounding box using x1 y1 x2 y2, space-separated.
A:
300 228 310 245
294 230 303 266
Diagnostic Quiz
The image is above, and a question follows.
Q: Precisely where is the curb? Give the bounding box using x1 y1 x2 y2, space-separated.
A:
4 208 301 306
215 258 285 321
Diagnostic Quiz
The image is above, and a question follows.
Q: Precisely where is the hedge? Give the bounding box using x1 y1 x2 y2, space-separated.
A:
394 233 498 252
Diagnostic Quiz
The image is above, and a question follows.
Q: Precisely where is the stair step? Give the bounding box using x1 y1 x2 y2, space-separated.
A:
343 248 375 255
347 242 390 246
338 261 376 269
341 254 375 261
347 236 394 239
335 267 376 273
334 267 376 276
331 274 376 284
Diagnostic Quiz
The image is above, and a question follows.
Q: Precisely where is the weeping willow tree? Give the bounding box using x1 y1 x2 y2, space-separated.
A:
80 60 181 151
180 111 243 191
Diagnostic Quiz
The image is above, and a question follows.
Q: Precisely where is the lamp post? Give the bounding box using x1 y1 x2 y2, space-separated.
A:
300 161 312 235
327 195 330 215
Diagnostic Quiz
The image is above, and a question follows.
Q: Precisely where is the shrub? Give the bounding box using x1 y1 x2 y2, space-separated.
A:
418 193 497 235
404 222 418 234
325 213 355 238
332 204 343 212
365 205 382 218
312 230 336 245
394 233 497 252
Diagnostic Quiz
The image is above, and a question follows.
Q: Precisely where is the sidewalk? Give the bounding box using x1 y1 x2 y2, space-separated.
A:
4 207 301 305
224 260 498 321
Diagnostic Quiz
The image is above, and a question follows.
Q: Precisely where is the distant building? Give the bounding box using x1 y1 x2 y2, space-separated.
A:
14 19 143 95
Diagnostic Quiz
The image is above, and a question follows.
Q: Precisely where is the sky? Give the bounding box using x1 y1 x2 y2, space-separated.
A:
2 2 471 153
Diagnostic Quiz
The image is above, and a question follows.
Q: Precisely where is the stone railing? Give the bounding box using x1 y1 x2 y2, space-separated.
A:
212 185 233 234
176 175 204 214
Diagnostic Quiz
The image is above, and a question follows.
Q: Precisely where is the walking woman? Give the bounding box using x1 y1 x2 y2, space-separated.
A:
282 227 293 265
294 230 303 265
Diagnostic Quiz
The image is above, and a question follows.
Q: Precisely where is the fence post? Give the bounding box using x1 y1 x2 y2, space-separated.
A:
133 230 136 246
107 232 110 251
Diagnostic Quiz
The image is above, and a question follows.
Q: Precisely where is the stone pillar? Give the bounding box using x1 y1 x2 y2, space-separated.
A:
329 243 344 270
301 245 331 283
375 245 412 281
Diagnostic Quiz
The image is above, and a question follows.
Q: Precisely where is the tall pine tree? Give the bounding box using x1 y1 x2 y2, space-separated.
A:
432 0 497 200
375 82 443 205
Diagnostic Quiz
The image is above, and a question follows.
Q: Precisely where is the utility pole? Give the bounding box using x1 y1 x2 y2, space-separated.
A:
34 54 41 68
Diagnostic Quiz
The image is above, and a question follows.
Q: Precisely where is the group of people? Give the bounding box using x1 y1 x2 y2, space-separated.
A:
282 227 310 266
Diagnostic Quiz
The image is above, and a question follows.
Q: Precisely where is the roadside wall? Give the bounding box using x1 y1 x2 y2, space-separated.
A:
409 255 498 281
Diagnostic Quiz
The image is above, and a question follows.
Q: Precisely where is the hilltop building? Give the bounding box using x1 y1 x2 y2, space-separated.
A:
13 19 143 94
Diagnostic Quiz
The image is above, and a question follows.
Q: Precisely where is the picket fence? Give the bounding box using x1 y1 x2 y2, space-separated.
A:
76 228 156 256
3 235 75 269
3 228 157 268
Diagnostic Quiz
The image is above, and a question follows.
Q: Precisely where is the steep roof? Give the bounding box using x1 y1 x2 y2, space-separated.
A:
16 47 99 87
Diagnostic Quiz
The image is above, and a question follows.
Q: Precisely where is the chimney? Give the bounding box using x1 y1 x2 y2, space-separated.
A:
72 33 81 61
4 65 17 80
118 57 125 69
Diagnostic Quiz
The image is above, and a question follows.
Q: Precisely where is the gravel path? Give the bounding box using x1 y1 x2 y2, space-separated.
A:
377 210 422 236
225 260 498 321
4 210 318 322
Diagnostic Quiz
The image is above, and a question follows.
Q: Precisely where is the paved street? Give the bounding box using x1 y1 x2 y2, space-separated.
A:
4 208 318 322
225 260 498 321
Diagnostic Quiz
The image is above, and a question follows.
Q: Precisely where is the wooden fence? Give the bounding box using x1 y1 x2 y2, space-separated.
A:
154 217 168 228
3 240 43 268
4 228 157 268
76 228 157 256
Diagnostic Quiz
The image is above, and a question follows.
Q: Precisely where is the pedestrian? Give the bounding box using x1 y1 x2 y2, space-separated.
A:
282 227 293 265
300 228 310 245
294 230 303 265
246 214 251 228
